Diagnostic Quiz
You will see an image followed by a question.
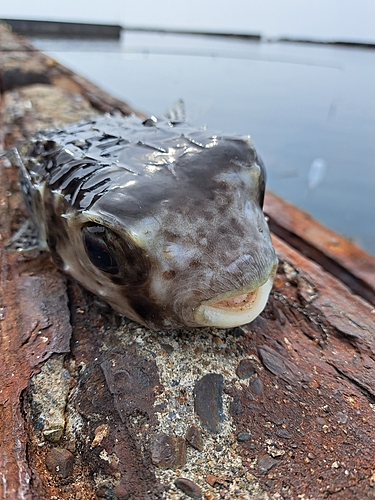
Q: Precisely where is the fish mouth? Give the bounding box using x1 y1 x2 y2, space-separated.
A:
194 276 274 328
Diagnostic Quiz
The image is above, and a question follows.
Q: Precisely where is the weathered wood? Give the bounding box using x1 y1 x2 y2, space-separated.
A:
1 24 375 500
0 22 142 118
265 191 375 305
0 158 72 498
233 234 375 498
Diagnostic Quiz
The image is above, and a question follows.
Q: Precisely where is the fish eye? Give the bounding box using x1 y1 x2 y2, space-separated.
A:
82 224 119 275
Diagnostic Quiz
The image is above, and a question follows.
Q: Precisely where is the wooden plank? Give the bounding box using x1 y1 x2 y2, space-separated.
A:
265 191 375 305
234 234 375 498
0 155 72 499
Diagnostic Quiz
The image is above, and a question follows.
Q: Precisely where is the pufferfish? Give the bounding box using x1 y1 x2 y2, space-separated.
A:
5 113 278 329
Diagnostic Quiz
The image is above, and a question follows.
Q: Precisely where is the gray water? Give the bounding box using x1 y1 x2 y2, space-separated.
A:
33 32 375 255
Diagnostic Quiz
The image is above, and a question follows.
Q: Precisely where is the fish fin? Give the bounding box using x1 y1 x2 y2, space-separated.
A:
164 99 186 123
6 147 45 226
2 148 46 252
2 147 24 168
15 148 40 217
2 147 35 209
5 219 44 253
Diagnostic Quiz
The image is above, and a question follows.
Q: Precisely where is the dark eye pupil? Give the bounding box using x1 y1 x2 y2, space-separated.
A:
83 226 119 275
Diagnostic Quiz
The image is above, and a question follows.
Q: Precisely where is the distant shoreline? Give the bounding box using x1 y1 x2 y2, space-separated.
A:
0 18 122 39
1 18 375 49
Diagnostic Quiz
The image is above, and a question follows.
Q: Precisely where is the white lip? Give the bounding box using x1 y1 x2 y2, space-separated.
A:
194 276 274 328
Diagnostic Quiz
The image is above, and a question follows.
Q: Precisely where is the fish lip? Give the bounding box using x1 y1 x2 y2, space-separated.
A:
194 276 274 328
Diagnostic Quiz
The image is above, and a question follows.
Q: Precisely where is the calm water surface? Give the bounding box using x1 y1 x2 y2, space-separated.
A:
33 32 375 255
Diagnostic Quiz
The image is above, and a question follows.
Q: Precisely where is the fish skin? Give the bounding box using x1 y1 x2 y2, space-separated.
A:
12 113 278 329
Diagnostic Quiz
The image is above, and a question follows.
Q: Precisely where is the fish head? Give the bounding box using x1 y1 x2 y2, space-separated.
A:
56 133 277 329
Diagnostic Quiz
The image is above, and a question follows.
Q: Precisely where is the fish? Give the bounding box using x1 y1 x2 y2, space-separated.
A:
5 113 278 329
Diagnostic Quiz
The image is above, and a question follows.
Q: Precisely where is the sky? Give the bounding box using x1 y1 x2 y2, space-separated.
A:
1 0 375 43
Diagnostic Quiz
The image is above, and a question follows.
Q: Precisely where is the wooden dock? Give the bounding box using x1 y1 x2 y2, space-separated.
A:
1 23 375 500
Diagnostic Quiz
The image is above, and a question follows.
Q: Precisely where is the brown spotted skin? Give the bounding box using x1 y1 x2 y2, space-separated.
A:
19 114 277 329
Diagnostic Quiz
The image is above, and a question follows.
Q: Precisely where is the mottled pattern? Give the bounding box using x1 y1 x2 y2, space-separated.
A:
17 114 277 329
